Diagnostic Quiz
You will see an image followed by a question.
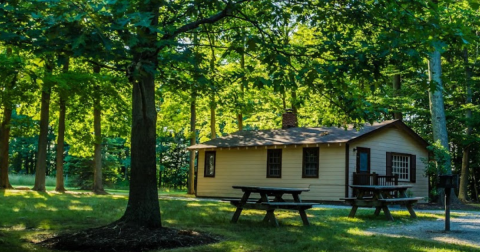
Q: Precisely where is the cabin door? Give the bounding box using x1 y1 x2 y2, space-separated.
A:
355 147 371 185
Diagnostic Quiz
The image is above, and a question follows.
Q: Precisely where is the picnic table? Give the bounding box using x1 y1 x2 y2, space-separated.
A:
227 185 314 226
341 185 423 221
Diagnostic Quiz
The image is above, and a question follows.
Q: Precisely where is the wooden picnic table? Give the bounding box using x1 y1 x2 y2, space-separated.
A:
228 185 313 226
341 185 423 221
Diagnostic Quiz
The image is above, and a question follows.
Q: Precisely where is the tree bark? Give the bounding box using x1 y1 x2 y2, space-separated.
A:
428 50 451 173
237 34 245 131
120 68 160 227
459 48 472 202
33 57 53 191
0 48 14 189
392 74 403 120
92 65 106 194
55 98 66 192
188 97 196 195
0 107 13 189
210 94 216 139
55 57 69 192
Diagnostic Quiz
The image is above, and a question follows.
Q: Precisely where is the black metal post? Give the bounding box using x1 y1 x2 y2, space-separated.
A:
445 187 451 231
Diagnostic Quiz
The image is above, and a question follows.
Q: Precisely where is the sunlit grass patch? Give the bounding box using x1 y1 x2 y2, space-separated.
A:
1 190 478 252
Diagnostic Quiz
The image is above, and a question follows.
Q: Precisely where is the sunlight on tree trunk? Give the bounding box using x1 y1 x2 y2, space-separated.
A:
428 50 451 172
93 65 106 194
188 96 196 195
33 57 53 192
55 57 69 192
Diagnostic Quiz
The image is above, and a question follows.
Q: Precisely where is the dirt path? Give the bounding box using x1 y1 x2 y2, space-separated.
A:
365 211 480 248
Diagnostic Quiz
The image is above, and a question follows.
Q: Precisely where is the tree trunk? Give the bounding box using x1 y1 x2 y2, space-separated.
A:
33 57 53 191
459 48 472 202
428 50 451 173
33 89 51 191
188 97 196 195
55 98 66 192
0 107 13 189
210 95 216 139
291 90 298 115
55 57 69 192
0 48 14 189
92 66 105 194
119 68 160 227
392 74 403 120
237 35 245 131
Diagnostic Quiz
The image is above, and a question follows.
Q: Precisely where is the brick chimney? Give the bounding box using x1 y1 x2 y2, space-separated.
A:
282 109 297 129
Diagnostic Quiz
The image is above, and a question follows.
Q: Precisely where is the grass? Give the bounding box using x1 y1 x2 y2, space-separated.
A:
0 189 478 252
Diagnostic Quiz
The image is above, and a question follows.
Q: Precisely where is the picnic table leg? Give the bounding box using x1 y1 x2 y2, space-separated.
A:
348 206 358 218
263 210 278 226
299 209 310 226
382 206 394 221
406 204 417 218
231 191 251 223
374 207 381 216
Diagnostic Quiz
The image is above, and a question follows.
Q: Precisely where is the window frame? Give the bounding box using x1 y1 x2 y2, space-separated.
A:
391 153 410 182
266 149 282 178
386 152 416 183
302 147 320 178
204 151 216 177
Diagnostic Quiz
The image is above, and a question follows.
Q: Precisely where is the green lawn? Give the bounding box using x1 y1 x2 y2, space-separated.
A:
0 189 477 252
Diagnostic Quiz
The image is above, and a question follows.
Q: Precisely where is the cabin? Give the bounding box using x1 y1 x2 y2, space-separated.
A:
188 112 429 202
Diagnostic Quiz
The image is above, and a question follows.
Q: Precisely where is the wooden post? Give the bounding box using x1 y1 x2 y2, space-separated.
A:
445 187 451 231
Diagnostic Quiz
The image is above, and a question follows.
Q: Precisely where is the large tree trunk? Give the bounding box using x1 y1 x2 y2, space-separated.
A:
55 58 69 192
188 97 196 195
0 48 14 189
55 98 66 192
428 50 451 172
392 74 403 120
0 107 13 189
33 89 51 191
92 66 106 194
120 69 160 227
459 48 473 202
33 58 53 191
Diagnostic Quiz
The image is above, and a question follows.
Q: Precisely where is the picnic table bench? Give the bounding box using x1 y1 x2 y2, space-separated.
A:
226 186 314 226
341 185 422 221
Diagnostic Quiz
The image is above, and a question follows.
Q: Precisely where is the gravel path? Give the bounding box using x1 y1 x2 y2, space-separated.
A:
161 197 480 248
364 210 480 248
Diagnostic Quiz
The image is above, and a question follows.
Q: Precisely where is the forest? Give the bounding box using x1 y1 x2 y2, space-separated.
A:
1 0 480 224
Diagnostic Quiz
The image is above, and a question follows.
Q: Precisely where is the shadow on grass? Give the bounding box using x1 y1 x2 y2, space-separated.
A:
0 192 477 252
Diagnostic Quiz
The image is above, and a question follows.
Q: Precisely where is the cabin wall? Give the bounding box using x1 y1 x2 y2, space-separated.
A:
196 144 346 201
348 127 429 201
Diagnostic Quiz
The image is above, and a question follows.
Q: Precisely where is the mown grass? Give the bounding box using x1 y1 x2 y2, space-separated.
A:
0 189 478 252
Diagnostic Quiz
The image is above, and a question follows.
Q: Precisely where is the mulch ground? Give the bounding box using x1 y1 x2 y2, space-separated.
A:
39 222 218 252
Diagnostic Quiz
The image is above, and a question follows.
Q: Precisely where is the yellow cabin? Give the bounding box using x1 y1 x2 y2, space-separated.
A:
188 114 429 202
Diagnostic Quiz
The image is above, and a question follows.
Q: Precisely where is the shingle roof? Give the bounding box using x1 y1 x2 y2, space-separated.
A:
188 120 427 149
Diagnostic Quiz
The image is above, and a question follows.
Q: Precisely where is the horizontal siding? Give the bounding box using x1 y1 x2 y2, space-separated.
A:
348 127 429 202
196 145 346 201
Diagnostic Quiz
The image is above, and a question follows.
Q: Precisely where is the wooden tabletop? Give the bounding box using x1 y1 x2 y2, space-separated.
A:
232 185 310 193
350 185 412 190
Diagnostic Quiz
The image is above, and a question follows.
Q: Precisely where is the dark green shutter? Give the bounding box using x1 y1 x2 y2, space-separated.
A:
410 155 416 182
386 152 392 176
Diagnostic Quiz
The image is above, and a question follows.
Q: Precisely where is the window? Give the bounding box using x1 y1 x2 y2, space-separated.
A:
267 149 282 178
392 154 410 181
386 152 416 182
204 151 216 177
303 147 319 178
